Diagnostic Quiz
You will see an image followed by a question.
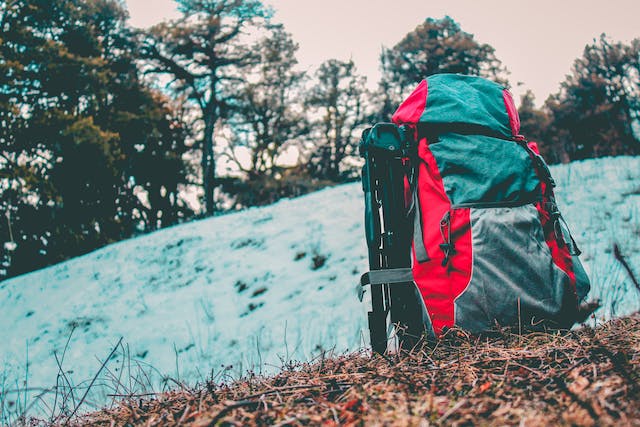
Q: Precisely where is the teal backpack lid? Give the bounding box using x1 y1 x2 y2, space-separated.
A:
392 74 519 139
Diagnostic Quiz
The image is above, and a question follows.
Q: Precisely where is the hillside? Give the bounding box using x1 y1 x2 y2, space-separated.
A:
1 156 640 421
78 313 640 426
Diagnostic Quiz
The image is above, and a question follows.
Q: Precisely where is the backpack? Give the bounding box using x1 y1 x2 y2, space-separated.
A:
359 74 591 350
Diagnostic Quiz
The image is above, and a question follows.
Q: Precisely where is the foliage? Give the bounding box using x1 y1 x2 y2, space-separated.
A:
140 0 272 215
377 16 507 120
544 34 640 161
305 59 368 181
517 91 557 162
0 0 194 279
224 25 309 181
218 166 334 209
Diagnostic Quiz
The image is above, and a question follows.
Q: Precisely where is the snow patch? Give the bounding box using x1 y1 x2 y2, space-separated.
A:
1 156 639 418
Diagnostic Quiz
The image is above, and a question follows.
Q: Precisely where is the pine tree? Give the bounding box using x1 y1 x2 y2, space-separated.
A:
225 25 308 181
0 0 194 279
306 59 368 181
377 16 507 120
140 0 271 215
546 34 640 160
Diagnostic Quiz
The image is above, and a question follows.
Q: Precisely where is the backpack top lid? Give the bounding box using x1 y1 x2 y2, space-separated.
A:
392 74 520 139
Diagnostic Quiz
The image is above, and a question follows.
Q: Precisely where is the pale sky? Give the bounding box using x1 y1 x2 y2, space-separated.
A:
125 0 639 105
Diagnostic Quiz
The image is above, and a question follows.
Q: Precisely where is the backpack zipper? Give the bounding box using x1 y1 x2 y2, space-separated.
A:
440 197 541 266
450 196 542 210
439 211 455 266
449 196 581 256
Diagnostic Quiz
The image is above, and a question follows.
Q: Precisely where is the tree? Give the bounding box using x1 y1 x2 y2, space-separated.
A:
140 0 271 215
111 88 195 230
1 0 130 276
517 91 557 162
224 25 308 181
305 59 368 181
0 0 194 279
377 16 507 120
545 34 640 161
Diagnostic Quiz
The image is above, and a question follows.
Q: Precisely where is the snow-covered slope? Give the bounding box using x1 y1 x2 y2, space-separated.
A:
1 156 639 417
547 157 640 317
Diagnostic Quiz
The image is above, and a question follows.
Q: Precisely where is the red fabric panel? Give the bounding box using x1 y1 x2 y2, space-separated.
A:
524 142 577 302
392 80 428 125
412 139 473 336
525 143 577 298
502 89 521 136
527 141 540 154
535 184 577 298
529 146 577 300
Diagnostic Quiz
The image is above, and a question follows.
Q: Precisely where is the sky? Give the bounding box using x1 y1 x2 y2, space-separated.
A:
125 0 640 105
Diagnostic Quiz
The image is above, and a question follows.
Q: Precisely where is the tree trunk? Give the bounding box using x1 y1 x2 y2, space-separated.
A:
202 112 216 215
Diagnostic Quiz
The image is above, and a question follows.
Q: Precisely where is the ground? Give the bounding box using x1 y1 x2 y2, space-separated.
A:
3 156 639 421
3 156 639 424
66 313 640 426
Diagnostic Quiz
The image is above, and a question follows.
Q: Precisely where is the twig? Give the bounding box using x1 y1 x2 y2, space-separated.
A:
106 392 160 398
613 243 640 292
272 416 298 427
437 399 466 423
53 326 78 416
207 400 260 426
65 337 123 424
552 375 599 422
240 383 325 401
177 404 191 425
53 351 76 413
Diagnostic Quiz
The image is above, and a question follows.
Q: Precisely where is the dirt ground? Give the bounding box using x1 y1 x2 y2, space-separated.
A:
69 314 640 426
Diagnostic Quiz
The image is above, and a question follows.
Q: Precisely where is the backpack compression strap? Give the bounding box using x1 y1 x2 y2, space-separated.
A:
360 268 414 286
412 182 430 263
404 161 429 264
357 268 414 302
358 168 426 292
517 138 582 256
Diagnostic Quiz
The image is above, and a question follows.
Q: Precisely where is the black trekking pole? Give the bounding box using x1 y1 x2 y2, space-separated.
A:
359 124 424 354
360 127 387 354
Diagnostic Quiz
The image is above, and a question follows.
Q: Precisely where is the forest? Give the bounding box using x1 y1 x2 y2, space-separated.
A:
1 0 639 280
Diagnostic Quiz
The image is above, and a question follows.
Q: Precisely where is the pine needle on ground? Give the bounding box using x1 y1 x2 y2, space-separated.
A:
71 314 640 426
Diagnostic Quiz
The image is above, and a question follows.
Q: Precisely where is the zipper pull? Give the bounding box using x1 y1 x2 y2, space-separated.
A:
439 211 456 266
440 243 455 266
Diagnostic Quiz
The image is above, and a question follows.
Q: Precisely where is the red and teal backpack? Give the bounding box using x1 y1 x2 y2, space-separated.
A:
361 74 591 342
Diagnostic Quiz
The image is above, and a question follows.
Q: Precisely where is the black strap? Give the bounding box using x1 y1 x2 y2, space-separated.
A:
360 268 414 286
559 216 582 256
521 140 582 257
516 138 556 188
406 165 429 264
412 188 429 263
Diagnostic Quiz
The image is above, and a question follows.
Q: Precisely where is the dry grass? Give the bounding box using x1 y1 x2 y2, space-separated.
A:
68 314 639 426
